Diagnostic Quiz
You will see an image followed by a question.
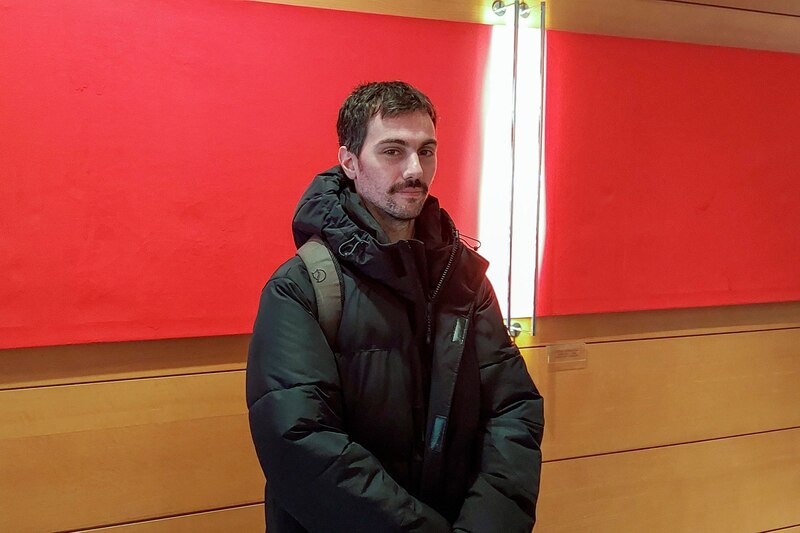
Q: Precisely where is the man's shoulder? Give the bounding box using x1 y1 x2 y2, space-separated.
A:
264 255 311 292
264 248 345 302
254 255 320 317
460 244 489 270
455 243 491 296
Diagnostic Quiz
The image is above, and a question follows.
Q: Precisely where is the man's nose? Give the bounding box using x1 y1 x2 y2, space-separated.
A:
403 153 423 180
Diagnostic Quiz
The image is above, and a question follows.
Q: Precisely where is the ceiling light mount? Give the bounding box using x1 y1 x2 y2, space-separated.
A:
492 0 531 18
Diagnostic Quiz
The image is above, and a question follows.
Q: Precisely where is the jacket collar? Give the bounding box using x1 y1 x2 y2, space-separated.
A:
292 166 487 302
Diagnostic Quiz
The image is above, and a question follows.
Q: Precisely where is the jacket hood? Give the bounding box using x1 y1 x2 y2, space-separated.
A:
292 166 388 250
292 166 488 303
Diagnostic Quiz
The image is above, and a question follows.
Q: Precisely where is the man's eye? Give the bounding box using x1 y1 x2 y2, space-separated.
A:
420 149 435 157
384 149 400 156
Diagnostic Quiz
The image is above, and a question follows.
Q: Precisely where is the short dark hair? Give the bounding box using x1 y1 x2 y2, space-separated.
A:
337 81 437 156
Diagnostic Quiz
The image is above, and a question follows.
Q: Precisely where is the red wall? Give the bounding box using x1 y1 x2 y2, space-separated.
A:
539 30 800 316
5 3 799 347
0 0 489 349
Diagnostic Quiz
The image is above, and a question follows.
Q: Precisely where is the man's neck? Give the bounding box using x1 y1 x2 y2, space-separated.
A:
382 220 415 243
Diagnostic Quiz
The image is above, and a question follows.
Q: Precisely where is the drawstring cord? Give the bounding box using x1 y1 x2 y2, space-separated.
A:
459 233 481 251
338 233 370 257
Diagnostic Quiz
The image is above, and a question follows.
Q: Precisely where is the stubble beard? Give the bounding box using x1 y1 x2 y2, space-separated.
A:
384 179 429 221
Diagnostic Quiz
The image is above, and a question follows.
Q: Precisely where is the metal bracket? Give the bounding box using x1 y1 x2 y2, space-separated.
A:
492 0 531 18
508 321 523 337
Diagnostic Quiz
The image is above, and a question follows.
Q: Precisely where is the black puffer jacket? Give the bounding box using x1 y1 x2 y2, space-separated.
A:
247 167 544 533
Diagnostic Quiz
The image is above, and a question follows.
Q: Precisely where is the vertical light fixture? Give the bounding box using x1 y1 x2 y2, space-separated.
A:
479 1 545 336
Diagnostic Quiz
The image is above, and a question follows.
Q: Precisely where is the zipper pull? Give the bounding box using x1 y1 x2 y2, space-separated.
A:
425 300 433 345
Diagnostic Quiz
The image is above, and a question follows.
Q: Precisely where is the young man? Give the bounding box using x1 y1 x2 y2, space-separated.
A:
247 81 544 532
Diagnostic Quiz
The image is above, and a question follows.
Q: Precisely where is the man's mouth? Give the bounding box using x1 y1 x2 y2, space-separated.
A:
390 180 428 195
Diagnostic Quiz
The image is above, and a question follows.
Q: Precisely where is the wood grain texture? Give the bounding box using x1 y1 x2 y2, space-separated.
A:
82 504 264 532
0 371 248 439
536 428 800 533
4 301 793 391
522 327 800 460
251 0 800 53
0 335 249 390
249 0 503 25
546 0 800 54
3 311 799 530
664 0 800 17
514 301 800 348
0 373 263 532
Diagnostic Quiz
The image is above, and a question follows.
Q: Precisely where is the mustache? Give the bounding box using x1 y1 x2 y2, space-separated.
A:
389 179 429 194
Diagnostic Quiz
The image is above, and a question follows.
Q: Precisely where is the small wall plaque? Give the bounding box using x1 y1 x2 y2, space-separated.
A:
546 342 588 371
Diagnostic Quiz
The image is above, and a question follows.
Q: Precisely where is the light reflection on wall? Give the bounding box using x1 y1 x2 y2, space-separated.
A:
478 13 543 322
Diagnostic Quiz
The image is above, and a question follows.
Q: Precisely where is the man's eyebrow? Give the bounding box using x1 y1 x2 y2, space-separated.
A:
376 138 438 147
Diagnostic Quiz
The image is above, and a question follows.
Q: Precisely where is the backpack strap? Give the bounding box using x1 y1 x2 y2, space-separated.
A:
296 235 343 347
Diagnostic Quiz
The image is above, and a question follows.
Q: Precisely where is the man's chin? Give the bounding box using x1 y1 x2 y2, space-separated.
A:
387 208 423 222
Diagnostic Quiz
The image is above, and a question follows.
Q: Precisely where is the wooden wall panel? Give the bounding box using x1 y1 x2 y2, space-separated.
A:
0 373 263 533
2 306 799 531
253 0 497 24
665 0 800 17
4 302 793 391
255 0 800 53
521 327 800 460
0 335 249 390
536 428 800 533
0 372 247 439
548 0 800 53
84 505 264 532
515 301 800 348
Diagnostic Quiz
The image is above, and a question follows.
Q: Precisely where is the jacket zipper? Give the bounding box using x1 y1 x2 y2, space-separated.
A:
426 229 460 345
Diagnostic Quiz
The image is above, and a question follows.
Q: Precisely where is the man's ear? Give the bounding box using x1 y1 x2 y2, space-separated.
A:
338 146 358 180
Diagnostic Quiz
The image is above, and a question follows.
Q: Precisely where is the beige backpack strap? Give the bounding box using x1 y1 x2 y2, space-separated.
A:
296 235 343 347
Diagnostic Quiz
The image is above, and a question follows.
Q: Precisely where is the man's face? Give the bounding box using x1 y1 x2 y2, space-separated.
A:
339 111 437 225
